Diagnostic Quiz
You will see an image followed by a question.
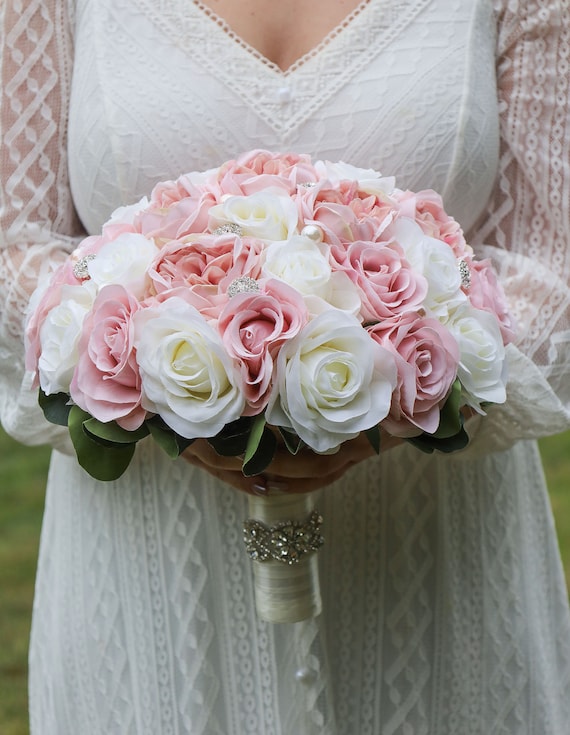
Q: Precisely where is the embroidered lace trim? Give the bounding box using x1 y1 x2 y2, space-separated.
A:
190 0 374 75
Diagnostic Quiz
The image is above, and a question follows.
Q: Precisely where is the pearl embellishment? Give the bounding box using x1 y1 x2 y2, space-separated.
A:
301 224 324 243
294 667 316 685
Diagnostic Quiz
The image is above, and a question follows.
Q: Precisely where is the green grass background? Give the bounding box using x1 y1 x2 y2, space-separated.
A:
1 427 569 734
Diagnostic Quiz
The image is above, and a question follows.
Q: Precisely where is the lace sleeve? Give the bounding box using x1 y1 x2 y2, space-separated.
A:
0 0 84 450
464 0 570 455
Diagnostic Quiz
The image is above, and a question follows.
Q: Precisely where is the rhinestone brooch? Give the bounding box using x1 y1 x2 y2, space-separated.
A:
212 223 243 236
458 259 471 289
73 253 96 280
243 510 324 565
227 276 260 298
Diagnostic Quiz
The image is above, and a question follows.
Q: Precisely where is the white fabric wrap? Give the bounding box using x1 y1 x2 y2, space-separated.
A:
246 492 322 623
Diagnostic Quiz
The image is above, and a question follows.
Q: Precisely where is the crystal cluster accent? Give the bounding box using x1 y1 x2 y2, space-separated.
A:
458 259 471 289
212 223 243 236
72 253 96 280
227 276 260 298
297 182 317 188
243 510 324 565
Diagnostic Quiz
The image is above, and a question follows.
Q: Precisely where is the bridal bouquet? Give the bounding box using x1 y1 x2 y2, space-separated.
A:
25 150 514 622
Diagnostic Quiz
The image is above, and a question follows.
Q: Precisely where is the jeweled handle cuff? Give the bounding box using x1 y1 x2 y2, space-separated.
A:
244 493 323 623
243 510 324 565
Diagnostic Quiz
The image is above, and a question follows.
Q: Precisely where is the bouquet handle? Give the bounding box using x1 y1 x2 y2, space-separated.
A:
243 492 324 623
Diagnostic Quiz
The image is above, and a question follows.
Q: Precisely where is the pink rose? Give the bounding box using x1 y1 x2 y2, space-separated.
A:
307 202 359 246
149 234 233 292
137 168 224 242
148 165 230 206
298 186 396 247
395 189 468 257
342 241 428 322
216 150 319 195
135 190 216 243
369 313 460 436
217 279 308 413
296 180 356 221
149 234 264 293
147 285 228 323
467 258 515 344
347 194 397 239
70 284 146 430
72 234 113 259
215 168 294 198
234 150 314 176
149 177 203 208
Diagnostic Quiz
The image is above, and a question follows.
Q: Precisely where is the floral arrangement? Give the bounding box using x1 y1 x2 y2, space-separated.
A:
25 150 514 622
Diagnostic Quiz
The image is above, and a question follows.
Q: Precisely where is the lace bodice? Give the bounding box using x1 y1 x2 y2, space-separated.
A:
69 0 499 231
1 2 570 734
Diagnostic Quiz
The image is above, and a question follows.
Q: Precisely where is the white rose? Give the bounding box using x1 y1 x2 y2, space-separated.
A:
133 297 245 438
262 235 361 315
105 196 149 228
314 160 396 197
179 167 218 189
447 303 507 407
266 309 396 452
263 235 331 295
38 281 97 395
88 232 158 298
303 271 363 318
394 218 467 320
208 192 298 241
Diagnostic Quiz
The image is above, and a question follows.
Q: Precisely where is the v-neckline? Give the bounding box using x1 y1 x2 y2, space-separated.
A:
190 0 375 76
136 0 427 137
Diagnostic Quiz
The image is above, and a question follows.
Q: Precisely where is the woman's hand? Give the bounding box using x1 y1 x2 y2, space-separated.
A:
182 430 402 495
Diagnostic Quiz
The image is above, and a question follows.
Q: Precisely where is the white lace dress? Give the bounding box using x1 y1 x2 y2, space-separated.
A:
1 1 570 733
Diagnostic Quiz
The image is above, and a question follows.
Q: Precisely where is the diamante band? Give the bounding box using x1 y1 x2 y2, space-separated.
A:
243 510 324 565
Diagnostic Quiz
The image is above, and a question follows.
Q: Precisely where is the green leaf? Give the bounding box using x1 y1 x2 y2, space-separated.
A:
83 417 150 445
407 425 470 455
68 405 136 480
278 427 304 455
365 425 381 454
146 416 194 458
408 379 469 454
38 389 72 426
243 414 266 464
242 415 277 477
208 416 255 457
147 421 180 458
432 379 463 439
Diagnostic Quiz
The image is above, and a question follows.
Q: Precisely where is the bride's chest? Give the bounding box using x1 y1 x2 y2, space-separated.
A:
191 0 368 72
69 0 499 238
